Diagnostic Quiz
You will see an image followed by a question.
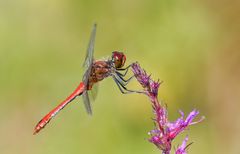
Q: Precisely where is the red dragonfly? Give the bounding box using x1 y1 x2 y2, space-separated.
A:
33 24 138 134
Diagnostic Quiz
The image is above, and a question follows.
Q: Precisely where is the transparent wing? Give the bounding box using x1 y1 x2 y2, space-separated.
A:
83 23 97 69
82 64 93 115
83 83 98 115
88 82 99 102
82 90 92 115
82 23 97 115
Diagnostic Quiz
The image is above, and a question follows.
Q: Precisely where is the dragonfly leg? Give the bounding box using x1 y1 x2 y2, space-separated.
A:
115 73 134 86
112 76 144 94
116 64 132 76
116 72 134 85
113 77 133 94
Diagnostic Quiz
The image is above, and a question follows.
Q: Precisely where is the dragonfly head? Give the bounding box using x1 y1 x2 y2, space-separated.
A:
112 51 126 68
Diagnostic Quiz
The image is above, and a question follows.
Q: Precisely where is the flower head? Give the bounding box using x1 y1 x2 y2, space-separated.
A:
166 110 205 140
148 110 203 153
175 136 192 154
131 62 204 154
131 63 160 98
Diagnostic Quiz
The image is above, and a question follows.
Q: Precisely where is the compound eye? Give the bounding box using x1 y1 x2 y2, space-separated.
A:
112 51 126 68
115 59 121 68
121 55 126 67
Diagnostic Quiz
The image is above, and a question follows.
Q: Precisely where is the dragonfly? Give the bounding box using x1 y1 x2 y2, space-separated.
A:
33 24 140 134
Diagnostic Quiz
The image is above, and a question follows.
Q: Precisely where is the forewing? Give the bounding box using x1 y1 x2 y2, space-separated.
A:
82 63 93 115
83 23 97 69
82 24 97 115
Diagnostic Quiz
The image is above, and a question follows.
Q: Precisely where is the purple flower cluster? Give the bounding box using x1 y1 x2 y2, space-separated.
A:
175 136 190 154
131 62 204 154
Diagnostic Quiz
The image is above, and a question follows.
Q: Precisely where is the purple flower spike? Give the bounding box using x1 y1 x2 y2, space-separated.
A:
131 63 150 88
131 62 204 154
175 136 191 154
131 63 161 98
150 81 160 97
167 110 204 140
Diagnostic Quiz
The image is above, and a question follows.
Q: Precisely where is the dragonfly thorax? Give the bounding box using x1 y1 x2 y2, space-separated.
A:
87 60 112 90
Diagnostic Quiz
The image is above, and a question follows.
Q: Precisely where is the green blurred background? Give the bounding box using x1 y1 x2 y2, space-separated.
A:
1 0 239 154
